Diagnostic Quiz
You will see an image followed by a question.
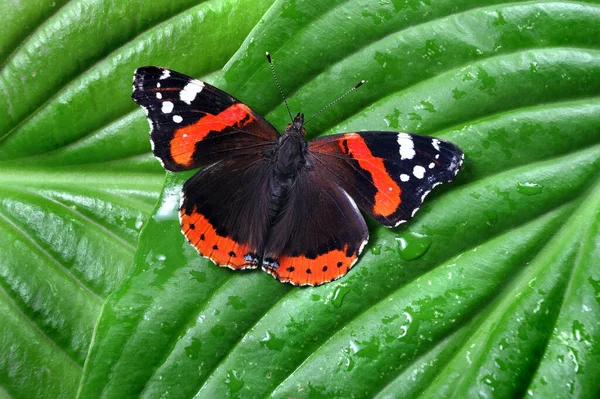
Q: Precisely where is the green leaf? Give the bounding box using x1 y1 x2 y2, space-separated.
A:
81 0 600 398
0 0 275 397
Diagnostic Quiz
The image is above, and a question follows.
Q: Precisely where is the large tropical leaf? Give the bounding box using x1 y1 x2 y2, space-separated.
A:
0 0 275 397
78 0 600 398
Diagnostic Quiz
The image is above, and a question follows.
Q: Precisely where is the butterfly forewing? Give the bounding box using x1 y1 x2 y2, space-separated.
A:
308 131 464 227
132 66 279 171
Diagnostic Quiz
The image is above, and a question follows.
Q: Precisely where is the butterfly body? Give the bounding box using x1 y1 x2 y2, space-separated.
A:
132 66 464 286
271 114 308 186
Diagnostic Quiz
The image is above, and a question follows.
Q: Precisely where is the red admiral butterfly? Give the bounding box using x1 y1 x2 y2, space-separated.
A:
132 56 463 286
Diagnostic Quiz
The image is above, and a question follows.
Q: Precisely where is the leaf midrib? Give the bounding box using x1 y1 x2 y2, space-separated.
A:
0 167 163 189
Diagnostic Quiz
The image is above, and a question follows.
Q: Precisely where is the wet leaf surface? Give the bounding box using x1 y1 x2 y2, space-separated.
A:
0 0 273 397
80 0 600 398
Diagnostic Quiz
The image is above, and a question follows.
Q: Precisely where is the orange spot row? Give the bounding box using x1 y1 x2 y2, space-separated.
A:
264 247 357 286
340 133 401 217
170 103 254 167
180 208 255 269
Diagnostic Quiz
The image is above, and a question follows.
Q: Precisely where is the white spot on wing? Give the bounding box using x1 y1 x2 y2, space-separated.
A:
160 69 170 80
161 101 174 114
429 162 435 169
173 115 183 123
400 174 410 182
180 81 205 104
432 138 441 151
156 92 162 99
156 82 161 88
413 165 426 179
397 133 415 159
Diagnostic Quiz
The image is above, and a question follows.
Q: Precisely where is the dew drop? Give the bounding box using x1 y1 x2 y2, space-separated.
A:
260 330 285 351
226 295 246 309
344 356 355 371
184 337 202 359
370 244 382 255
348 337 380 359
210 325 226 337
483 209 498 226
134 215 144 230
331 285 351 308
395 231 431 260
482 373 499 389
225 370 244 394
189 269 206 282
517 182 543 195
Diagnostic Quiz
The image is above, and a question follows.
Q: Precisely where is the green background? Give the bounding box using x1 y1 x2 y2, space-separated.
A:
0 0 599 398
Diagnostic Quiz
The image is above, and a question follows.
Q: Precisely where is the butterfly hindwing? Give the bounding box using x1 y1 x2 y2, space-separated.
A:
179 153 276 269
309 132 464 227
132 66 279 171
262 160 369 286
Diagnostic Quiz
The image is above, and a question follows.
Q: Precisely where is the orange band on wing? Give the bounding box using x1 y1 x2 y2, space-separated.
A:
180 207 256 269
170 103 254 167
341 133 401 217
263 246 358 286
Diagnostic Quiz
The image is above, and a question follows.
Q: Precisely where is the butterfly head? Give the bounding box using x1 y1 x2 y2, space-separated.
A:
285 112 306 137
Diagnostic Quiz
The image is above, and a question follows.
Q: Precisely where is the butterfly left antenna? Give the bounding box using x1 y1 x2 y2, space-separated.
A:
266 52 293 123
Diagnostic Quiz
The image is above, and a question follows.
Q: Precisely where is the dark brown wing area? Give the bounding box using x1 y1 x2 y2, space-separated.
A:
308 132 463 227
132 67 279 171
179 153 276 269
262 159 369 286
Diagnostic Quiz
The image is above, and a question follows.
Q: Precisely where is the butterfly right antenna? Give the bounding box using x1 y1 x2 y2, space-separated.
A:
304 80 365 126
266 52 294 123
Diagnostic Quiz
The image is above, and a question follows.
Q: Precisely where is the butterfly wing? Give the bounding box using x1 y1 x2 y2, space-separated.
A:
262 161 369 286
179 153 276 269
308 132 463 227
132 66 279 171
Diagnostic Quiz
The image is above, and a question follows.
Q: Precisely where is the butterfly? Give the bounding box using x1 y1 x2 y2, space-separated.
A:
132 61 463 286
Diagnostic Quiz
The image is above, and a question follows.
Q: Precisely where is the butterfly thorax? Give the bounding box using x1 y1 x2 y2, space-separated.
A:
264 113 309 222
272 113 308 180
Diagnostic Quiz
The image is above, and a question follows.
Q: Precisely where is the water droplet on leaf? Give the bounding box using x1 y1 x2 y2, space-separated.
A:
185 337 202 359
189 270 206 282
370 244 382 255
225 370 244 394
517 182 543 195
211 325 226 337
395 231 431 260
226 295 246 309
331 285 351 308
260 330 285 351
